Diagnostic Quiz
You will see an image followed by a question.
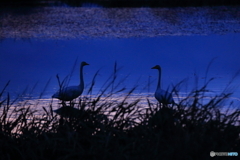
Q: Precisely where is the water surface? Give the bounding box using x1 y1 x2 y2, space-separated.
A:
1 6 240 106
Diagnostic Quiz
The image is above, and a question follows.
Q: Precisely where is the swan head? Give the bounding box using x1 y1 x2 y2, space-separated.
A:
151 65 161 70
81 61 89 66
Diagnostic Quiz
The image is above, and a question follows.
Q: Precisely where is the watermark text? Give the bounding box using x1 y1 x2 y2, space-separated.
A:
210 151 238 157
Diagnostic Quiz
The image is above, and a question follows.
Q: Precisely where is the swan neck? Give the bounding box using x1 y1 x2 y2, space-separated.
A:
157 68 161 89
80 64 84 88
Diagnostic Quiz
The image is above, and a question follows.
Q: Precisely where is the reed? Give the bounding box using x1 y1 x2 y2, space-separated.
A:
0 64 239 160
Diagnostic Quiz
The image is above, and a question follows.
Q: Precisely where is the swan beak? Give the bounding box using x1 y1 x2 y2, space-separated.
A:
151 65 161 69
82 61 90 66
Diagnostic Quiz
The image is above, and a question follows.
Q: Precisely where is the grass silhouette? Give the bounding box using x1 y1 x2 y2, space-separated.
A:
0 63 239 160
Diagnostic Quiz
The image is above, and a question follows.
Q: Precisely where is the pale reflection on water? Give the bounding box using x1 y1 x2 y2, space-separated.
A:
3 90 240 117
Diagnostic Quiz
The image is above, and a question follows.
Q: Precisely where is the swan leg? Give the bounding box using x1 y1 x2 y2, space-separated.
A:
60 101 67 107
70 101 73 107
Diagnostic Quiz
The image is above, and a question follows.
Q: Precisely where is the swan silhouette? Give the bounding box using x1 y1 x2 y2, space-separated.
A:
52 61 89 101
151 65 174 104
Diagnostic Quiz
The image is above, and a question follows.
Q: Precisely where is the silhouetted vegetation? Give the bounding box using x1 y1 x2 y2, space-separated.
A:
0 64 239 160
1 0 240 7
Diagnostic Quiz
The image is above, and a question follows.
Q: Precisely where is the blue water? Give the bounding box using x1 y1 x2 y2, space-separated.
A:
1 34 240 105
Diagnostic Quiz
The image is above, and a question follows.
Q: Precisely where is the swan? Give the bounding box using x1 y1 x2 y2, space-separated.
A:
151 65 174 104
52 61 89 101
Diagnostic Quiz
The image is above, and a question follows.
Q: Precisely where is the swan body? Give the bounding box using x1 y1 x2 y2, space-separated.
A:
152 65 174 104
52 61 89 101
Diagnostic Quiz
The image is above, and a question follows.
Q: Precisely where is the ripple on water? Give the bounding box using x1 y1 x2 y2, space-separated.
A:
0 6 240 39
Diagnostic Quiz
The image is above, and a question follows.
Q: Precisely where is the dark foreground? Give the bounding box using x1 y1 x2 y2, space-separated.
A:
0 77 239 160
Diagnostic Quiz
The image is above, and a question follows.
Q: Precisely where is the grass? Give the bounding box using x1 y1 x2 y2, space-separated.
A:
0 63 240 160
